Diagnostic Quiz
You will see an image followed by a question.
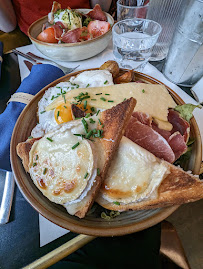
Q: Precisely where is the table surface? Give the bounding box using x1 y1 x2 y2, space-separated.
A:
0 53 202 269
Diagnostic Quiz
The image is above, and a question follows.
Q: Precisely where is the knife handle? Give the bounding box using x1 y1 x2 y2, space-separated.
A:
0 171 15 224
12 49 37 63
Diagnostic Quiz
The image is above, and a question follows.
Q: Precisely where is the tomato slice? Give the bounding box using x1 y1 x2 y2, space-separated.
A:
87 20 111 38
37 27 58 43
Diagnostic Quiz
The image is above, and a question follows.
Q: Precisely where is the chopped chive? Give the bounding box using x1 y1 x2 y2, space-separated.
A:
84 100 87 110
63 94 66 103
113 201 120 205
40 111 46 114
86 84 90 88
96 110 100 116
105 93 110 95
85 113 91 118
64 105 67 108
71 87 74 89
57 111 60 119
47 137 53 142
91 99 96 101
36 155 38 160
80 95 90 101
84 172 89 179
57 93 60 96
142 89 145 93
82 118 88 133
108 100 114 102
91 107 95 112
72 142 80 149
96 93 102 95
76 84 79 88
89 118 95 124
100 97 106 101
28 136 33 139
56 86 61 89
98 119 102 125
33 163 37 167
86 130 93 139
97 168 100 175
123 98 126 101
93 129 97 134
74 134 85 138
45 98 48 101
104 80 108 84
43 168 47 175
102 124 104 128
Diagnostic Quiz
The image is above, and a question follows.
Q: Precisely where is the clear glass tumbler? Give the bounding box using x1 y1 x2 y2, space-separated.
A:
112 19 162 71
146 0 184 61
117 0 149 21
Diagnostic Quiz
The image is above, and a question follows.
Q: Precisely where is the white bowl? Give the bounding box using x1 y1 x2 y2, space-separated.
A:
28 9 114 62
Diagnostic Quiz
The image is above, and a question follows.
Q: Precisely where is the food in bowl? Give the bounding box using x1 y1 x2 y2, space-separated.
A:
37 2 111 44
16 61 203 219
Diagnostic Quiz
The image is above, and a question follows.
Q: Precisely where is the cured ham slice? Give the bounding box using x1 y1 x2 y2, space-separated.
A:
48 1 61 24
168 110 190 143
125 117 175 163
87 4 107 21
152 122 171 140
61 27 90 43
168 132 188 160
61 28 81 43
52 24 64 39
132 111 152 126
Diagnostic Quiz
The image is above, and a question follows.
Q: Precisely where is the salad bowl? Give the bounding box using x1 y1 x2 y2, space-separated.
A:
28 9 114 62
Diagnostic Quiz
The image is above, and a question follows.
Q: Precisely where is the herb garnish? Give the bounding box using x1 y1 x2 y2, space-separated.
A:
84 100 87 110
57 111 60 119
105 93 110 95
104 80 108 84
82 118 88 133
43 168 47 175
89 118 95 124
40 111 46 114
100 97 106 101
46 137 53 142
113 201 120 205
142 89 145 93
84 172 89 179
108 100 114 102
85 113 90 118
86 84 90 88
96 93 102 95
96 110 100 116
33 163 37 167
97 168 100 175
72 142 80 149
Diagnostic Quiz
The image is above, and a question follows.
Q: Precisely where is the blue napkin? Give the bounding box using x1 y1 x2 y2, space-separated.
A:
0 42 3 81
0 64 64 171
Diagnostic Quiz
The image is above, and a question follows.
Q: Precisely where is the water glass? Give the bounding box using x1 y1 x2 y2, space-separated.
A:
117 0 149 21
146 0 184 61
112 19 162 71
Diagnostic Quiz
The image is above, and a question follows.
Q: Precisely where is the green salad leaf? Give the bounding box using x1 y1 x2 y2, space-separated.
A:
174 104 202 122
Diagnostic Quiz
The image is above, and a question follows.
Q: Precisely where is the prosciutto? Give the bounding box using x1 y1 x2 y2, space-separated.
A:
168 109 190 143
87 4 107 21
125 117 176 163
61 28 82 43
125 110 189 163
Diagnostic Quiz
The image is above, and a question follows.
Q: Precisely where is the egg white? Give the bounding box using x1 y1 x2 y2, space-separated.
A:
31 70 114 138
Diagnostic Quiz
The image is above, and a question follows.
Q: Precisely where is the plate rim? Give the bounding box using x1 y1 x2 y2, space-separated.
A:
10 69 202 236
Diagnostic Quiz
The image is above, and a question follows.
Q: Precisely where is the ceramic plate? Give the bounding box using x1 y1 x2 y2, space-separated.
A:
10 69 202 236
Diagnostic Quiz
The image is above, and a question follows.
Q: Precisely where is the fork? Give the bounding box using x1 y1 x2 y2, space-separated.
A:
13 49 80 75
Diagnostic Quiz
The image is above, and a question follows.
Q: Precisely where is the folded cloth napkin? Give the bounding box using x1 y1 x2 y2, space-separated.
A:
0 42 3 81
0 64 64 171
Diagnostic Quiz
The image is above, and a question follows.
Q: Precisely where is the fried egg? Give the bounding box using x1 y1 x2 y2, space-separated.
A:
31 70 113 138
29 122 97 205
100 137 170 204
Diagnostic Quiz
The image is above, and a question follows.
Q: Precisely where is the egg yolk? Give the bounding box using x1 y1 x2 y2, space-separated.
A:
54 103 94 124
54 104 73 124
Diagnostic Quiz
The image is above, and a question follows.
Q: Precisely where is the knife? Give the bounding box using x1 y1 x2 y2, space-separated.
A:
24 60 34 71
0 171 15 224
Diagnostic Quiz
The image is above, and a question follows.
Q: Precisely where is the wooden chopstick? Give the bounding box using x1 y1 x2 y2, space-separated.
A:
23 234 96 269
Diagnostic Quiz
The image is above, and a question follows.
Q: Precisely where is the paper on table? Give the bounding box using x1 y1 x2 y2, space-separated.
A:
17 43 203 247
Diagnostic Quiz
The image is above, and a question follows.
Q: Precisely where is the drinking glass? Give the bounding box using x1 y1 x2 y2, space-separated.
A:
146 0 184 61
112 19 162 71
117 0 149 21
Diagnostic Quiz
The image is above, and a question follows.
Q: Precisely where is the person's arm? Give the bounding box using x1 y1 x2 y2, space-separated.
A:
0 0 17 33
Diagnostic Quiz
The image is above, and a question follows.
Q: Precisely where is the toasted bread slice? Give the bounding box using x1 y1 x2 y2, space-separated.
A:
16 137 41 172
16 98 136 218
66 97 136 218
96 161 203 211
